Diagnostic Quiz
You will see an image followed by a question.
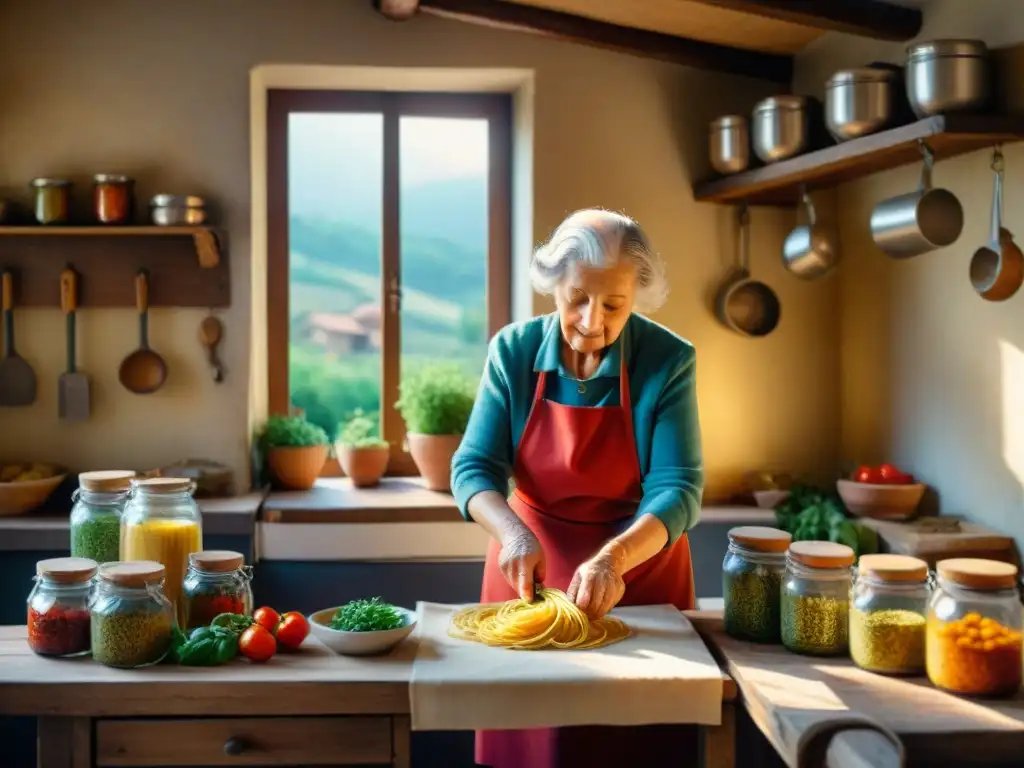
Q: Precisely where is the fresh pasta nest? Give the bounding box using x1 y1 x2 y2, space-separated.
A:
449 587 631 650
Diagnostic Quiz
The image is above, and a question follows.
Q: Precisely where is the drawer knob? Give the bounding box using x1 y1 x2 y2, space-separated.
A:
223 737 247 756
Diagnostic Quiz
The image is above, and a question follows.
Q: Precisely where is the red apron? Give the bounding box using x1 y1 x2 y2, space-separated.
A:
476 355 697 768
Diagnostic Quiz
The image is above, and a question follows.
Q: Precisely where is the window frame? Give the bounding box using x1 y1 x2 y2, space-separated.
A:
266 88 513 478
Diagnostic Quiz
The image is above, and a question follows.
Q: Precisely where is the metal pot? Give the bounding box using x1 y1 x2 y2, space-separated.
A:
709 115 750 175
825 68 896 142
870 143 964 259
752 95 807 164
782 189 841 279
906 39 990 118
716 206 781 338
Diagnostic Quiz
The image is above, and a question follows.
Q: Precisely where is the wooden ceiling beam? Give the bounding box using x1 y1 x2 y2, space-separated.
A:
373 0 794 84
683 0 923 42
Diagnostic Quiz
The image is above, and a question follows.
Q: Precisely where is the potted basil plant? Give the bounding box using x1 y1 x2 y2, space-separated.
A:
337 410 390 488
258 414 329 491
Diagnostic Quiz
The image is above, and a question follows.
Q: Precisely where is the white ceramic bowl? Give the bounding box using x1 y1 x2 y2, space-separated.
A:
308 606 418 656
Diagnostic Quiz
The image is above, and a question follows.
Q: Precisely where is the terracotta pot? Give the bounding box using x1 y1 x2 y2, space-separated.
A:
267 444 328 490
407 433 463 491
338 444 390 487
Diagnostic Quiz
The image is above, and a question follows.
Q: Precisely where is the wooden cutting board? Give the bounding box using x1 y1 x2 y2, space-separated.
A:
693 614 1024 767
858 517 1017 567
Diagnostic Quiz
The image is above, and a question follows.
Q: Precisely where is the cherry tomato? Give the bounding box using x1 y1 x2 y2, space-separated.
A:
253 606 281 632
854 465 883 484
275 612 310 650
239 625 276 663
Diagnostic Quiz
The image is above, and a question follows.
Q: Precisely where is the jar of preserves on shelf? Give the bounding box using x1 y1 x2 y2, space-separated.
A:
182 550 253 630
30 178 71 224
70 470 136 564
27 557 97 658
93 174 134 224
121 478 203 628
781 541 854 656
850 554 931 675
91 561 175 668
722 526 791 643
926 558 1022 697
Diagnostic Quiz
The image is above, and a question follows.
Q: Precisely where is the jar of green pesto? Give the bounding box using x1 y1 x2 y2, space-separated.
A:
781 541 854 656
70 471 136 564
722 526 791 643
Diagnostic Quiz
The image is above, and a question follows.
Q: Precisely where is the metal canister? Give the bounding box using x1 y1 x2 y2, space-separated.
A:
31 178 71 225
709 115 750 175
93 175 134 224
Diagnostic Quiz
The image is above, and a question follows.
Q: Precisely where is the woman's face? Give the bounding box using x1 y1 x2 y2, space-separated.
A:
555 260 637 355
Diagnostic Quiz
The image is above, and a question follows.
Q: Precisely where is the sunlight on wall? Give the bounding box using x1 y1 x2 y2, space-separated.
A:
999 339 1024 491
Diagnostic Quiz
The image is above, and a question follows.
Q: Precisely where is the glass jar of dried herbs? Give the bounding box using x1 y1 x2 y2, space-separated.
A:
90 561 174 669
27 557 97 658
850 554 931 675
69 470 136 564
722 526 791 643
182 550 253 630
781 541 854 656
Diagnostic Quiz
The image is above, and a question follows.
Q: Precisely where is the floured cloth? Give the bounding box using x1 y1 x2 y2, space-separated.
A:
409 601 724 731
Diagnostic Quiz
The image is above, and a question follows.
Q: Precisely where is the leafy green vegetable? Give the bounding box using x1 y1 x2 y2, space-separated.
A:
338 409 389 449
774 483 878 558
329 598 406 632
395 365 475 435
171 615 250 666
258 414 329 448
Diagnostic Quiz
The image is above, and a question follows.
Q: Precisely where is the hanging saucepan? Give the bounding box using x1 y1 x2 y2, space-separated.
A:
715 205 781 337
870 141 964 259
970 146 1024 302
782 186 841 279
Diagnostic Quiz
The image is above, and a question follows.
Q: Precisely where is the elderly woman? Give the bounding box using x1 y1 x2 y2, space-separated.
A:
451 208 704 768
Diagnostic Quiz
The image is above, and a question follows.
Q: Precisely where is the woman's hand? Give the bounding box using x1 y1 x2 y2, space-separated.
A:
567 551 626 620
498 529 547 602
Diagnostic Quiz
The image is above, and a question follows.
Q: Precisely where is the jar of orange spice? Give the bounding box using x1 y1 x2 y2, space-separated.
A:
926 558 1022 697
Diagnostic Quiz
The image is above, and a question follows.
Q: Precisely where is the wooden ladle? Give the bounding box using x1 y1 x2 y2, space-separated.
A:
118 270 168 394
198 316 225 383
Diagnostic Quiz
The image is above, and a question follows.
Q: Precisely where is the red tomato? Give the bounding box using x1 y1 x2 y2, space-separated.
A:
854 466 883 484
879 464 914 484
275 612 310 650
239 625 276 663
253 606 281 632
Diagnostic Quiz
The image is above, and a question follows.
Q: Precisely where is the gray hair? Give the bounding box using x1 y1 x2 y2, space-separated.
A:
529 209 669 313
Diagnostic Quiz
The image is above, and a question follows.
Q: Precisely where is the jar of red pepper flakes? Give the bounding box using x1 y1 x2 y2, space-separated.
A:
181 550 253 630
92 174 134 224
27 557 98 657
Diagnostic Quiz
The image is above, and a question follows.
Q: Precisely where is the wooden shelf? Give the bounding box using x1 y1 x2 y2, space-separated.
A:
693 114 1024 206
0 226 229 308
0 225 221 268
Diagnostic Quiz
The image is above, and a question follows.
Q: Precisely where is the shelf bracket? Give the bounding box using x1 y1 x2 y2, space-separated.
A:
192 229 221 269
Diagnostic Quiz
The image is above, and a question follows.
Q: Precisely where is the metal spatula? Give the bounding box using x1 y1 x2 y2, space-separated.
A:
58 267 90 421
0 269 37 407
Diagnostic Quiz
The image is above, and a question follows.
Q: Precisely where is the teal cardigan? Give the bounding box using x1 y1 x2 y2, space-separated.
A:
450 312 704 544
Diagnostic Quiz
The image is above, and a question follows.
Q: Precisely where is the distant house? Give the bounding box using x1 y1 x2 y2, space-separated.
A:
350 303 382 348
300 311 375 355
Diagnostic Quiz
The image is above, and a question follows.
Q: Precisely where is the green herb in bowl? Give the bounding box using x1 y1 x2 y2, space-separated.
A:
329 597 406 632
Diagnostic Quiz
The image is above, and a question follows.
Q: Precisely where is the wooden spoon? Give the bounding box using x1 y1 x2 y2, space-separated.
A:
118 270 168 394
198 316 225 383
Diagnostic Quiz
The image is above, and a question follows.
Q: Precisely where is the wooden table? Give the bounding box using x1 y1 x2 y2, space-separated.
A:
0 624 738 768
0 626 413 768
690 611 1024 767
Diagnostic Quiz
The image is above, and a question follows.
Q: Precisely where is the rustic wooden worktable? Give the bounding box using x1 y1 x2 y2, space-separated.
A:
0 624 738 768
690 610 1024 768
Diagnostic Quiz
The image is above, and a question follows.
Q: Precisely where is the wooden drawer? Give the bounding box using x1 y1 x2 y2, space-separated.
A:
95 716 394 766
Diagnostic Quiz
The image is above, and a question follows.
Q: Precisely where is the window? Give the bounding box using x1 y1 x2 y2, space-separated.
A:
267 90 512 476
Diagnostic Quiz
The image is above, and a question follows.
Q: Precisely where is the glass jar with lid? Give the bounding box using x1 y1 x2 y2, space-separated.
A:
30 178 71 224
121 478 203 627
781 541 855 656
91 561 175 668
27 557 97 657
926 558 1022 697
182 550 253 630
849 554 931 675
93 174 134 224
722 526 792 643
70 470 136 564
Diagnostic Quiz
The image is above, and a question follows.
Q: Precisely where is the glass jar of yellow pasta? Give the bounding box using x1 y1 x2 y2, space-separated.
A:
926 558 1022 697
120 478 202 627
